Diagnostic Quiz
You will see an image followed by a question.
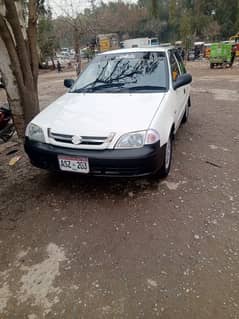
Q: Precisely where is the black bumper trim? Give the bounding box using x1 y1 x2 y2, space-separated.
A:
24 138 164 177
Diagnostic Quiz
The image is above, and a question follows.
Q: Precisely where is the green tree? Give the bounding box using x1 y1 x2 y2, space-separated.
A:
38 7 58 68
215 0 238 38
180 11 192 43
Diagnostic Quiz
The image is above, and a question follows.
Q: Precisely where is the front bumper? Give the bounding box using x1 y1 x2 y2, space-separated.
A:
24 138 164 177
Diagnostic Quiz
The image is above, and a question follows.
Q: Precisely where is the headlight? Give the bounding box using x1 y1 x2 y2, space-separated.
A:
115 129 160 149
27 123 45 143
116 131 146 149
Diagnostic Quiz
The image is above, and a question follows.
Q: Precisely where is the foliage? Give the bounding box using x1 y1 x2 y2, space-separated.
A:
134 0 238 42
41 0 239 49
38 7 58 63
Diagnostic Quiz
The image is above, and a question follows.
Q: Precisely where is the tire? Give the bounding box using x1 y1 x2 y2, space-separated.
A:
210 63 214 69
182 100 190 124
154 133 173 179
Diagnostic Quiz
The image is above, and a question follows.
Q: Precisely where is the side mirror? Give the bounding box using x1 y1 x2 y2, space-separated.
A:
64 79 74 88
173 73 192 90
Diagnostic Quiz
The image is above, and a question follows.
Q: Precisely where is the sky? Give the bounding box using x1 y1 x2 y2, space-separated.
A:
49 0 137 17
48 0 92 16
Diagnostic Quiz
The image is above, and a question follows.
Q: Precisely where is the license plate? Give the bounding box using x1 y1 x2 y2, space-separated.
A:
58 155 90 174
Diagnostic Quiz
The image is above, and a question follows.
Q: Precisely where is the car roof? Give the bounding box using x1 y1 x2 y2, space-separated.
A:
100 47 175 55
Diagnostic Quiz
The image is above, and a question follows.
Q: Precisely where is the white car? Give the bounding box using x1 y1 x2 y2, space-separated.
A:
25 47 192 178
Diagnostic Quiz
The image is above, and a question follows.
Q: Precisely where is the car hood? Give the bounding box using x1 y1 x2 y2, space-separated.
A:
34 92 165 136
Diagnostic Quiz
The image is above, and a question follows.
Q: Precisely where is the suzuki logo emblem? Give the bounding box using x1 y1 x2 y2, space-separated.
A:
72 135 82 145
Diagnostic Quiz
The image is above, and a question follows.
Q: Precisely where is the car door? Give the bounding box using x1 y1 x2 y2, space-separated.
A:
169 51 185 129
175 50 190 106
174 50 190 109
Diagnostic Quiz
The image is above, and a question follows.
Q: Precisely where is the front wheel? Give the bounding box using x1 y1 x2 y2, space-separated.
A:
182 99 191 123
154 134 173 179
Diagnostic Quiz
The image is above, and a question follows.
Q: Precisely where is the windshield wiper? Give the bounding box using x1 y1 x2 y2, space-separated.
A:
90 83 126 92
72 84 166 93
125 85 167 92
73 82 131 93
71 79 108 93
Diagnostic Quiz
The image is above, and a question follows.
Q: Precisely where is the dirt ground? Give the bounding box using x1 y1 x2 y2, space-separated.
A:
0 60 239 319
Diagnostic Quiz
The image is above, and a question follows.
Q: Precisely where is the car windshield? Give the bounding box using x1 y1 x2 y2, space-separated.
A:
70 51 169 93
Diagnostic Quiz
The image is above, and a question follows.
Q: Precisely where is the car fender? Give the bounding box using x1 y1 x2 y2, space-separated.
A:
158 116 175 146
149 94 175 146
151 110 175 146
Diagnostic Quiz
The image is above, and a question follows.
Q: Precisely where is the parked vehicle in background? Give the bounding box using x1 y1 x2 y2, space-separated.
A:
80 48 88 59
174 45 185 61
229 32 239 57
80 46 96 60
175 41 183 47
159 43 172 47
25 47 192 178
59 52 70 59
204 43 211 59
0 104 15 143
61 48 70 54
210 43 233 68
121 38 159 49
97 34 119 53
194 42 205 59
187 49 195 61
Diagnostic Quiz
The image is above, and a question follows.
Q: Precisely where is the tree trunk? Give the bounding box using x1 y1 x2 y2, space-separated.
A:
51 56 56 70
27 0 39 90
0 36 25 137
0 1 40 138
74 27 81 62
73 27 81 75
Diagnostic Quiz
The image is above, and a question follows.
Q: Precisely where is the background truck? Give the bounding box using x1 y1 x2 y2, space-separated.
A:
209 43 233 68
121 37 159 49
229 32 239 57
97 33 119 53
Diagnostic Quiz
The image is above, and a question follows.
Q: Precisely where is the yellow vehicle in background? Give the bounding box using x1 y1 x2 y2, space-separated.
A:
204 43 211 59
97 34 119 53
229 32 239 57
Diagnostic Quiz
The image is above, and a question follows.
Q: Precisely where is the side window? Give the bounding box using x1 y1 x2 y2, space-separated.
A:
169 52 180 82
174 50 187 74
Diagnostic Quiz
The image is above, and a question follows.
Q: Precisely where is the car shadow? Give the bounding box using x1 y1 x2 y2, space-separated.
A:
40 171 160 201
0 169 162 229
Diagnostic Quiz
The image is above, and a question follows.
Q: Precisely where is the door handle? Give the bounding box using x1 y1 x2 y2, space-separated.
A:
184 88 186 94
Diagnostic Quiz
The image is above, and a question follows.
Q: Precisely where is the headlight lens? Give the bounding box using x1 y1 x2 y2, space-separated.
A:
116 131 146 149
27 123 45 142
115 129 160 149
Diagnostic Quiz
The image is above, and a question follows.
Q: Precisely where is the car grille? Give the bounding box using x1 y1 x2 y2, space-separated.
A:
48 130 107 146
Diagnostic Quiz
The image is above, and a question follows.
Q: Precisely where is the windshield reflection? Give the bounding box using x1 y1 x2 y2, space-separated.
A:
71 52 168 93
